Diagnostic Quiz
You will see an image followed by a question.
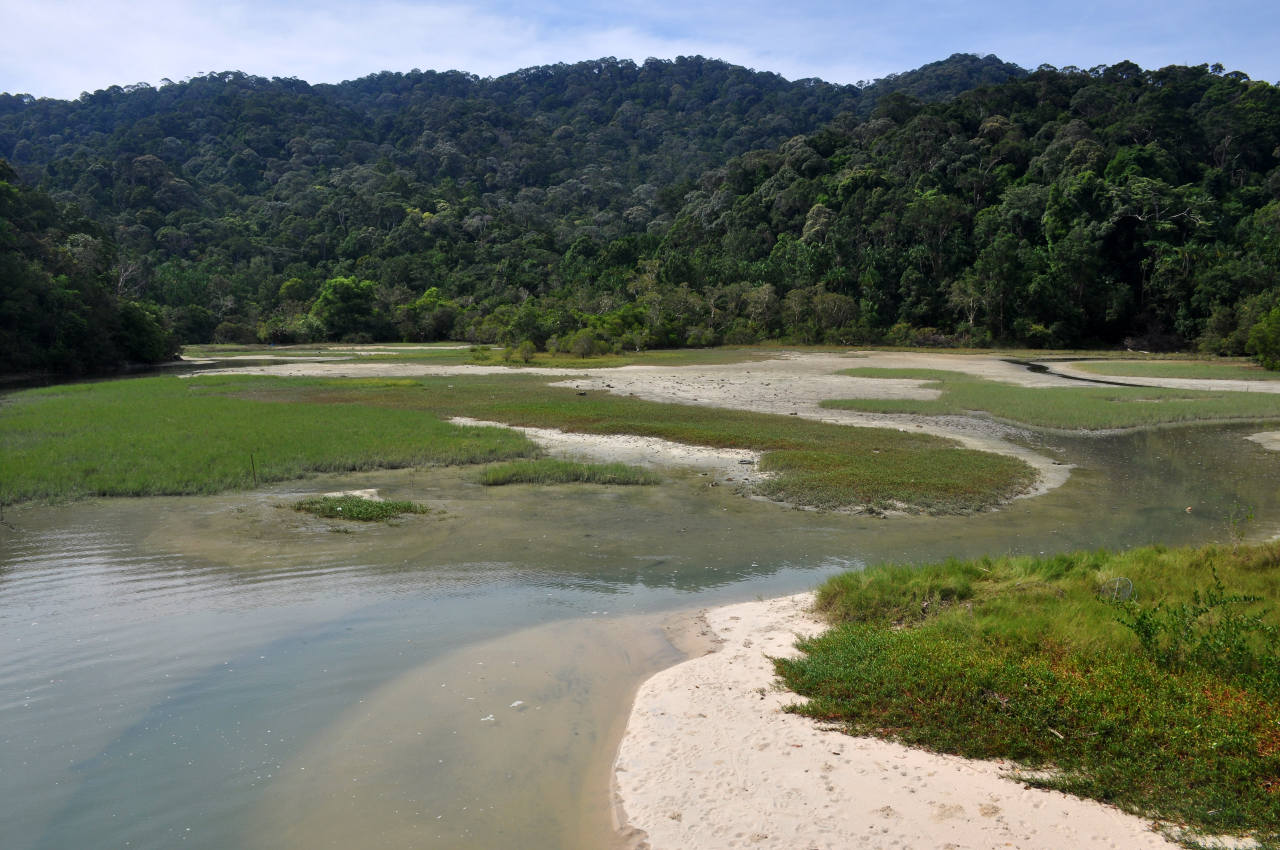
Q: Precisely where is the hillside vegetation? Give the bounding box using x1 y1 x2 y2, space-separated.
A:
4 55 1280 371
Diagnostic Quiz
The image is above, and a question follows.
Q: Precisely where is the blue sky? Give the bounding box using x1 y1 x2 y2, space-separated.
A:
2 0 1277 100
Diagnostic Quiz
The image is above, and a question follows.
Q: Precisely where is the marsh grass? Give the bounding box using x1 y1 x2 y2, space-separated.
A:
1 371 1035 511
0 376 536 504
1072 359 1280 381
777 543 1280 843
476 458 661 486
293 495 430 521
274 374 1034 512
824 368 1280 429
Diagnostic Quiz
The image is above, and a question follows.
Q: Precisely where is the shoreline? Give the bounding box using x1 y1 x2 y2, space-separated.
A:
611 592 1181 850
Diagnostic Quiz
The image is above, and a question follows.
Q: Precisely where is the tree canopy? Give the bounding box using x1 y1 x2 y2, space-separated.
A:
0 160 176 374
4 54 1278 368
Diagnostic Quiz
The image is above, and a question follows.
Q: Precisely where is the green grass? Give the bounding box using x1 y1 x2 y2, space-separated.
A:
776 543 1280 845
1072 359 1280 381
475 458 661 486
293 495 431 521
0 376 537 504
254 373 1034 513
822 368 1280 430
1 373 1035 512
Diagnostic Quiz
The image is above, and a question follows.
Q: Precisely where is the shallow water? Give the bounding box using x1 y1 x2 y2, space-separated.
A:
2 424 1278 850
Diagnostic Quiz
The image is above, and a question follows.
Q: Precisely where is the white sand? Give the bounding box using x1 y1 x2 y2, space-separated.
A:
1246 431 1280 451
613 593 1184 850
449 417 765 486
321 488 382 500
1045 361 1280 394
549 352 1073 499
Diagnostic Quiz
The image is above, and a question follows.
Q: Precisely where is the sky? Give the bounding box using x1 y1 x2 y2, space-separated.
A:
2 0 1278 100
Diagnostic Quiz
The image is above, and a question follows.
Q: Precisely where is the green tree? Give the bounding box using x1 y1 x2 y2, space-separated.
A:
310 276 381 341
1248 306 1280 369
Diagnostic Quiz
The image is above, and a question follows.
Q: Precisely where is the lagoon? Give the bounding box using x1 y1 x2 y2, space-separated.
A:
2 425 1277 849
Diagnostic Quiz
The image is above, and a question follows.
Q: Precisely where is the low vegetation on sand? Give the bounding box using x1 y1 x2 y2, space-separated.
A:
775 542 1280 845
293 495 430 521
823 368 1280 430
0 376 537 504
0 373 1036 512
476 458 660 486
253 373 1035 513
1070 359 1280 382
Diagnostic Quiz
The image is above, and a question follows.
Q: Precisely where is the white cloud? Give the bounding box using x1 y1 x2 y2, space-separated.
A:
0 0 899 98
1 0 1276 99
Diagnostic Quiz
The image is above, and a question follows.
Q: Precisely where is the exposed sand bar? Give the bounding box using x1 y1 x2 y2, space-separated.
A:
1246 431 1280 451
613 592 1181 850
449 417 765 485
189 351 1074 499
1045 361 1280 393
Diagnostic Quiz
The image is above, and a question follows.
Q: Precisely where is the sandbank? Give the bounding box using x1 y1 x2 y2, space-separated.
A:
449 417 765 486
1246 431 1280 451
1045 361 1280 394
191 350 1072 500
613 592 1182 850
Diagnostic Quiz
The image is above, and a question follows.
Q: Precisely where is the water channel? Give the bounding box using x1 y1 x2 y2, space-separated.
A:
2 423 1279 849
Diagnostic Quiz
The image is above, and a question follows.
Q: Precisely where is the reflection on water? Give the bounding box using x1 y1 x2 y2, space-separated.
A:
1 424 1278 850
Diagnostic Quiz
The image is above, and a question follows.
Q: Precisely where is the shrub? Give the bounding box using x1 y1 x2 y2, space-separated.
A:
476 458 660 486
293 495 430 521
212 320 259 344
1247 305 1280 370
570 328 601 358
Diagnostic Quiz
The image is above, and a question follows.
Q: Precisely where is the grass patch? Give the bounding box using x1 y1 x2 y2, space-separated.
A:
776 542 1280 843
251 373 1034 513
0 376 537 504
293 495 430 521
823 368 1280 430
1 371 1035 512
1072 359 1280 381
476 458 661 486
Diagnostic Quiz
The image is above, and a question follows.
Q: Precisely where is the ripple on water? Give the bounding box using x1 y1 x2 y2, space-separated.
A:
3 425 1280 850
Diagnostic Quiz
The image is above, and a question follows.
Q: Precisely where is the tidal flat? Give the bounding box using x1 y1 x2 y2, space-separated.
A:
2 351 1280 849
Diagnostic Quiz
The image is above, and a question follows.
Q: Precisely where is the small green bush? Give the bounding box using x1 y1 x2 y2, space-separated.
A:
293 495 430 521
1117 568 1280 691
476 458 660 486
1248 306 1280 370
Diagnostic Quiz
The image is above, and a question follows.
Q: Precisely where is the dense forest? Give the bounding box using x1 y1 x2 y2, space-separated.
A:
2 53 1279 372
0 160 176 373
655 61 1280 353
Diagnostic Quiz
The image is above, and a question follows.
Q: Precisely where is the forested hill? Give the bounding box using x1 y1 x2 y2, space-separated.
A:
0 53 1022 366
11 56 1280 368
654 62 1280 352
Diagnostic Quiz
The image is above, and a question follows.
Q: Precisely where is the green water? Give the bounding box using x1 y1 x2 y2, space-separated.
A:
1 425 1277 850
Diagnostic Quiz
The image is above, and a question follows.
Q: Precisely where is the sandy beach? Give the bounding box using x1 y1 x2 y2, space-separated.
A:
612 593 1184 850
